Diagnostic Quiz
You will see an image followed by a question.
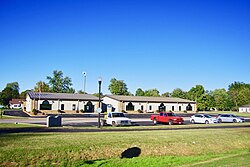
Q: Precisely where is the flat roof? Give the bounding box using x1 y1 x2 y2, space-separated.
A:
28 92 99 101
105 95 196 103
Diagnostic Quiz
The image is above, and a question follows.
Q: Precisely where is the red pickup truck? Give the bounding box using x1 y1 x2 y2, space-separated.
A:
150 112 184 125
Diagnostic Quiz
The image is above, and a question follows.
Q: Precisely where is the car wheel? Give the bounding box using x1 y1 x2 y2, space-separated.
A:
233 119 237 123
169 120 173 125
205 120 209 124
101 119 106 126
218 119 222 123
153 118 158 125
191 119 195 124
112 121 117 127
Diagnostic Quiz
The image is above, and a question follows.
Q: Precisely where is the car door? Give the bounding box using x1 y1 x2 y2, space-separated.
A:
224 115 230 122
196 115 202 123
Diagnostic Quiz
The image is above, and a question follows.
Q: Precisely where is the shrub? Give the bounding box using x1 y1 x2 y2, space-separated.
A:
80 109 84 113
184 110 187 113
121 110 127 113
32 109 38 115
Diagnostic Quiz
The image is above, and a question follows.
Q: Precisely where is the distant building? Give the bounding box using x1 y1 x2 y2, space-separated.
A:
25 92 100 114
9 99 24 109
239 105 250 113
102 95 196 113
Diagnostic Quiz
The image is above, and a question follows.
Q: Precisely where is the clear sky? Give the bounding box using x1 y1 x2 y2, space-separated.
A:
0 0 249 94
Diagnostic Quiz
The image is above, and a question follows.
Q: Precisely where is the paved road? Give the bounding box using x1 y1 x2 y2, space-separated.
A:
1 117 249 127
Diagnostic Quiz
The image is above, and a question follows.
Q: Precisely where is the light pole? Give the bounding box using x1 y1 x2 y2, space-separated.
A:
82 72 87 93
98 77 102 128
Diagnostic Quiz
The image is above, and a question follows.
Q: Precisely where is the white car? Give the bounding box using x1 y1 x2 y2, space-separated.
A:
216 114 245 123
190 114 217 124
102 112 132 126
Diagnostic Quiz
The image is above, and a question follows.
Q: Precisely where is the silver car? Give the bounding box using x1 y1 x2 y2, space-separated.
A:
216 114 245 123
190 114 217 124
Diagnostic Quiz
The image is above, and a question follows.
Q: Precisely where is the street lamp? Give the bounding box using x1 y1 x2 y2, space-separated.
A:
98 76 102 128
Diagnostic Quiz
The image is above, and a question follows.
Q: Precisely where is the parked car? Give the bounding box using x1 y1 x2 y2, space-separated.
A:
190 114 217 124
101 112 132 126
150 112 184 125
216 114 245 123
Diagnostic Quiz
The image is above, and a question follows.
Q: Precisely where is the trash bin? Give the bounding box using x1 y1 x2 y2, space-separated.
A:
47 115 62 127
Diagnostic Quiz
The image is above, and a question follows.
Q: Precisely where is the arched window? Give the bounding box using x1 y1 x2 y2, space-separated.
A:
40 100 52 110
126 102 134 111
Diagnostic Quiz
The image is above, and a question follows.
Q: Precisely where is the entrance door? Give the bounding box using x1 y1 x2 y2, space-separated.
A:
158 103 166 112
84 101 94 112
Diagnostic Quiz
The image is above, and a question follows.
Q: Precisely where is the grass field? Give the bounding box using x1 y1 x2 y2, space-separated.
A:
0 126 250 167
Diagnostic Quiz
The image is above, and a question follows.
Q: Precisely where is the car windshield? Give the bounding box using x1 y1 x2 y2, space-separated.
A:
204 114 212 118
167 113 176 116
112 113 125 117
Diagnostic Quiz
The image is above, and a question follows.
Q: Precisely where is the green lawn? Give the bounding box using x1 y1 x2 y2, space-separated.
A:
0 127 249 167
0 123 43 128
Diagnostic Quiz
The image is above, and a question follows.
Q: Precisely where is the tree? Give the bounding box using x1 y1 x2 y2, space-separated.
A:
77 90 87 94
210 89 230 111
187 85 205 101
135 88 145 96
187 85 206 111
0 82 20 106
6 82 19 92
46 70 75 93
171 88 187 99
205 91 216 110
161 92 171 97
19 90 31 99
34 81 50 92
228 82 250 110
144 89 160 97
92 92 104 97
108 78 130 95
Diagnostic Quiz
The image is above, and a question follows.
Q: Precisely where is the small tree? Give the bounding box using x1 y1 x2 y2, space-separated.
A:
47 70 75 93
135 88 145 96
108 78 130 95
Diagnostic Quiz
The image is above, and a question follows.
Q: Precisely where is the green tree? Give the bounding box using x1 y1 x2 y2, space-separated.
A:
228 82 250 110
0 82 20 106
77 90 87 94
135 88 145 96
211 89 230 111
187 85 205 111
144 89 160 97
19 90 31 99
171 88 187 99
161 92 171 97
6 82 19 92
205 91 216 110
34 81 50 92
108 78 130 95
47 70 75 93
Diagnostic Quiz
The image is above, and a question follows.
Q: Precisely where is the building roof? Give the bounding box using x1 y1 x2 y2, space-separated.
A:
240 104 250 108
9 99 24 104
105 95 196 103
27 92 100 101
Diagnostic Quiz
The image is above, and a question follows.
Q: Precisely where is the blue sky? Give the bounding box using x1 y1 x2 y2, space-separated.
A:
1 0 249 94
